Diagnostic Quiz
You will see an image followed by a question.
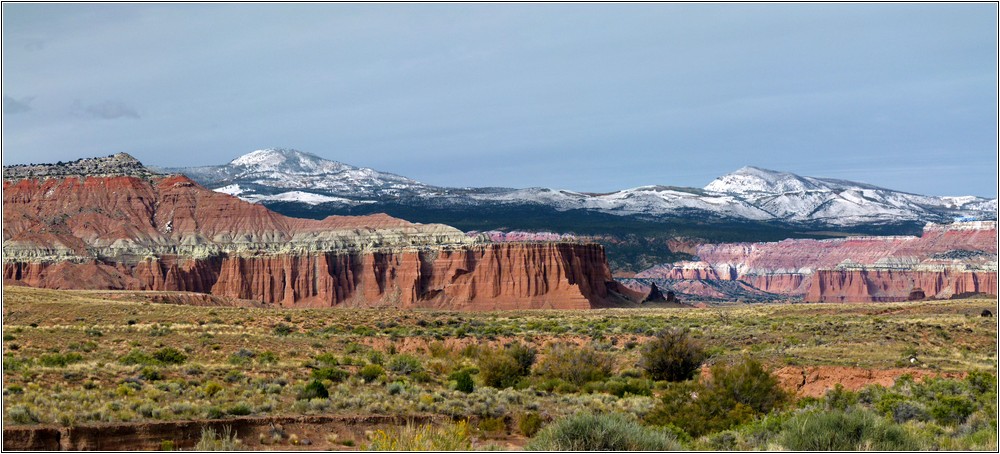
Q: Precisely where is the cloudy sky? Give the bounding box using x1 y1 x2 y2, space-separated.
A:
2 3 997 197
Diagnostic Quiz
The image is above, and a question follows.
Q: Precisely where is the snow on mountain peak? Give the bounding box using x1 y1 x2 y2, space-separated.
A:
228 148 351 175
231 148 297 165
169 153 998 228
704 166 821 195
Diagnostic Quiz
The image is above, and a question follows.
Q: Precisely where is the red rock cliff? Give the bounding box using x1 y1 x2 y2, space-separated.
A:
3 165 619 309
807 268 998 302
4 243 611 310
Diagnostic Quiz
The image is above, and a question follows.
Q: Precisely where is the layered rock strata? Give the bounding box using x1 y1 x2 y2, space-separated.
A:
635 221 997 302
3 156 619 309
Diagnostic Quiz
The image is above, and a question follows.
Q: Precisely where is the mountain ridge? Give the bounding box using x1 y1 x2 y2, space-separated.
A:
158 148 998 227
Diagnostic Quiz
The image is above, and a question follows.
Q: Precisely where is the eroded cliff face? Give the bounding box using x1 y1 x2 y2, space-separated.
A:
3 160 619 309
4 243 610 310
634 222 997 302
808 268 998 302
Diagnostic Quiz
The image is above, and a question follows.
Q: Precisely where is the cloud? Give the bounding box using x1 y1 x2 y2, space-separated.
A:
2 96 34 114
75 100 140 119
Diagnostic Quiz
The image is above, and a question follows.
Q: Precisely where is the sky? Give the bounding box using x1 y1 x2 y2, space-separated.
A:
2 3 997 197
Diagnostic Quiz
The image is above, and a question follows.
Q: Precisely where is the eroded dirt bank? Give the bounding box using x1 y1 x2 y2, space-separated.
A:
2 414 456 451
772 365 964 398
4 366 964 450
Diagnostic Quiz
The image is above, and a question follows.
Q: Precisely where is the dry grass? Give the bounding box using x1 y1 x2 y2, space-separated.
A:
2 286 996 427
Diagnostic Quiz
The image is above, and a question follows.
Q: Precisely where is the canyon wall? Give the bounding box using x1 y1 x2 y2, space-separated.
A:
634 221 997 302
807 268 998 302
4 243 610 310
3 155 620 309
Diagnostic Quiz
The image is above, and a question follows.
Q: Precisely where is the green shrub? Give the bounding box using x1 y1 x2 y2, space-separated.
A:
257 351 278 364
411 370 432 383
39 352 83 367
139 366 163 381
517 412 543 437
148 324 172 337
388 355 422 375
224 370 245 383
314 352 339 366
478 350 522 389
477 343 536 389
825 383 859 410
646 358 788 437
3 354 31 372
526 413 680 451
228 349 255 366
312 367 349 383
930 395 977 426
8 405 39 424
273 323 294 336
711 359 787 413
506 342 537 376
965 370 997 397
477 417 506 434
298 380 328 400
203 381 224 397
226 403 252 416
890 401 929 423
358 364 385 383
451 369 475 393
602 377 653 397
119 350 155 366
781 409 918 451
205 407 225 419
869 373 995 428
535 344 613 385
638 328 705 382
152 347 187 365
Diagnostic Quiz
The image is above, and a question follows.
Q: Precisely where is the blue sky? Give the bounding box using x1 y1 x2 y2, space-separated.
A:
2 3 997 197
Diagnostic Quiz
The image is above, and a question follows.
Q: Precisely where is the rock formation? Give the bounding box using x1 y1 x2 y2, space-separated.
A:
641 282 676 303
2 156 623 309
2 153 160 181
634 222 998 302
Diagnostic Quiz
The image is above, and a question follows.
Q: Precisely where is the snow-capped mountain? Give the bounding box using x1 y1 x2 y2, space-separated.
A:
159 148 431 202
162 149 997 227
702 166 997 225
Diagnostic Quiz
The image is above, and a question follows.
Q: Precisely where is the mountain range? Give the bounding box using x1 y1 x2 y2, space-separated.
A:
161 148 997 227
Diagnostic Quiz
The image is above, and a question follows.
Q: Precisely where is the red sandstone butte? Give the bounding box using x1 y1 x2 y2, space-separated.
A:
2 170 621 310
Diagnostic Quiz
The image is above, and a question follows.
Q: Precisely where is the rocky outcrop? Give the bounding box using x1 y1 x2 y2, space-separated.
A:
633 221 997 302
3 158 621 309
468 230 579 243
2 153 160 181
641 282 677 303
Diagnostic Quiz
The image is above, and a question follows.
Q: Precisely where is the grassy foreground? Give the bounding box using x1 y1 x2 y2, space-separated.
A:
2 286 996 450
